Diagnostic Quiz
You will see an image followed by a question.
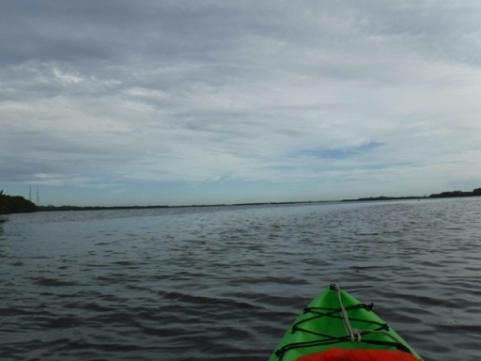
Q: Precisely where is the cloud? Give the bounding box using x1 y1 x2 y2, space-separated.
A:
1 1 481 205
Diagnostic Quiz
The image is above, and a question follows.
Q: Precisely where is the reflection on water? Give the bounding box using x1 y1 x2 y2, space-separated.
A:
1 198 480 361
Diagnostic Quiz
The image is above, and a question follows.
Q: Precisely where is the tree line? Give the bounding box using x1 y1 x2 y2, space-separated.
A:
0 187 480 214
0 190 37 214
429 188 481 198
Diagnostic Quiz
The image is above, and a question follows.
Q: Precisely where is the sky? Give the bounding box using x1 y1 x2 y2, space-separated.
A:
1 0 481 206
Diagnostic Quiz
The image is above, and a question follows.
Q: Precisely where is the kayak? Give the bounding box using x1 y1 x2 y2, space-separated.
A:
268 284 423 361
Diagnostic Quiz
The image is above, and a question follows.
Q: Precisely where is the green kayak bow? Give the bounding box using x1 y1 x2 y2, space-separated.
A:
268 284 423 361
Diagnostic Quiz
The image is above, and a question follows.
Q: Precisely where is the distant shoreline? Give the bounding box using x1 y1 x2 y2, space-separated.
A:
36 188 481 212
342 196 424 202
1 187 480 214
343 188 481 203
35 200 318 212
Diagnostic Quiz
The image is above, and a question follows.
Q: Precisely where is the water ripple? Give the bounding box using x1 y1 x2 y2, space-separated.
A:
1 198 480 360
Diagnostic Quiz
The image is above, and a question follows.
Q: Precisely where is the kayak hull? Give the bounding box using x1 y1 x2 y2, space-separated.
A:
268 285 423 361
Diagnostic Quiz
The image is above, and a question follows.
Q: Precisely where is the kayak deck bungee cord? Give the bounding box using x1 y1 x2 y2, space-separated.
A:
268 284 423 361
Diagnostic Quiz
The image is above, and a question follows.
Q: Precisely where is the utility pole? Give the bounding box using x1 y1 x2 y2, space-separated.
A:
36 186 40 205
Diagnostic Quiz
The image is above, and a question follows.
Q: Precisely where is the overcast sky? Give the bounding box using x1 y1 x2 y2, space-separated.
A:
1 0 481 206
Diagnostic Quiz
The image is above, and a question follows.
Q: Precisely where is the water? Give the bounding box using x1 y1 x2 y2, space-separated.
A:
1 198 480 361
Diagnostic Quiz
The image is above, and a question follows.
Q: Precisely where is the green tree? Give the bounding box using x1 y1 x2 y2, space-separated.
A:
0 190 7 214
0 191 37 214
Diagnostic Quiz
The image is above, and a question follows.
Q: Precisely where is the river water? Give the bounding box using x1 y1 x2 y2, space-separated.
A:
0 198 480 361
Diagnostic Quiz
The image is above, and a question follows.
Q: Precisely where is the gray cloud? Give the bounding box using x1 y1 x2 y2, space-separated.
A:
2 0 481 204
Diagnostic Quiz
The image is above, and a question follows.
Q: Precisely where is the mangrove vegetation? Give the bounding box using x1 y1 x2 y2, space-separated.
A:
0 190 37 214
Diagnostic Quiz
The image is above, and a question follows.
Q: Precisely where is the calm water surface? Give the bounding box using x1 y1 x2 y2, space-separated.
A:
1 198 480 361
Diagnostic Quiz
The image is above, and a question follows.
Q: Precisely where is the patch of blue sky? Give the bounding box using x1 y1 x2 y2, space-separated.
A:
299 141 383 160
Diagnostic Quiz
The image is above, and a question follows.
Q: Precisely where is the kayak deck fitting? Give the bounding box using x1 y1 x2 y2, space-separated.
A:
268 284 423 361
